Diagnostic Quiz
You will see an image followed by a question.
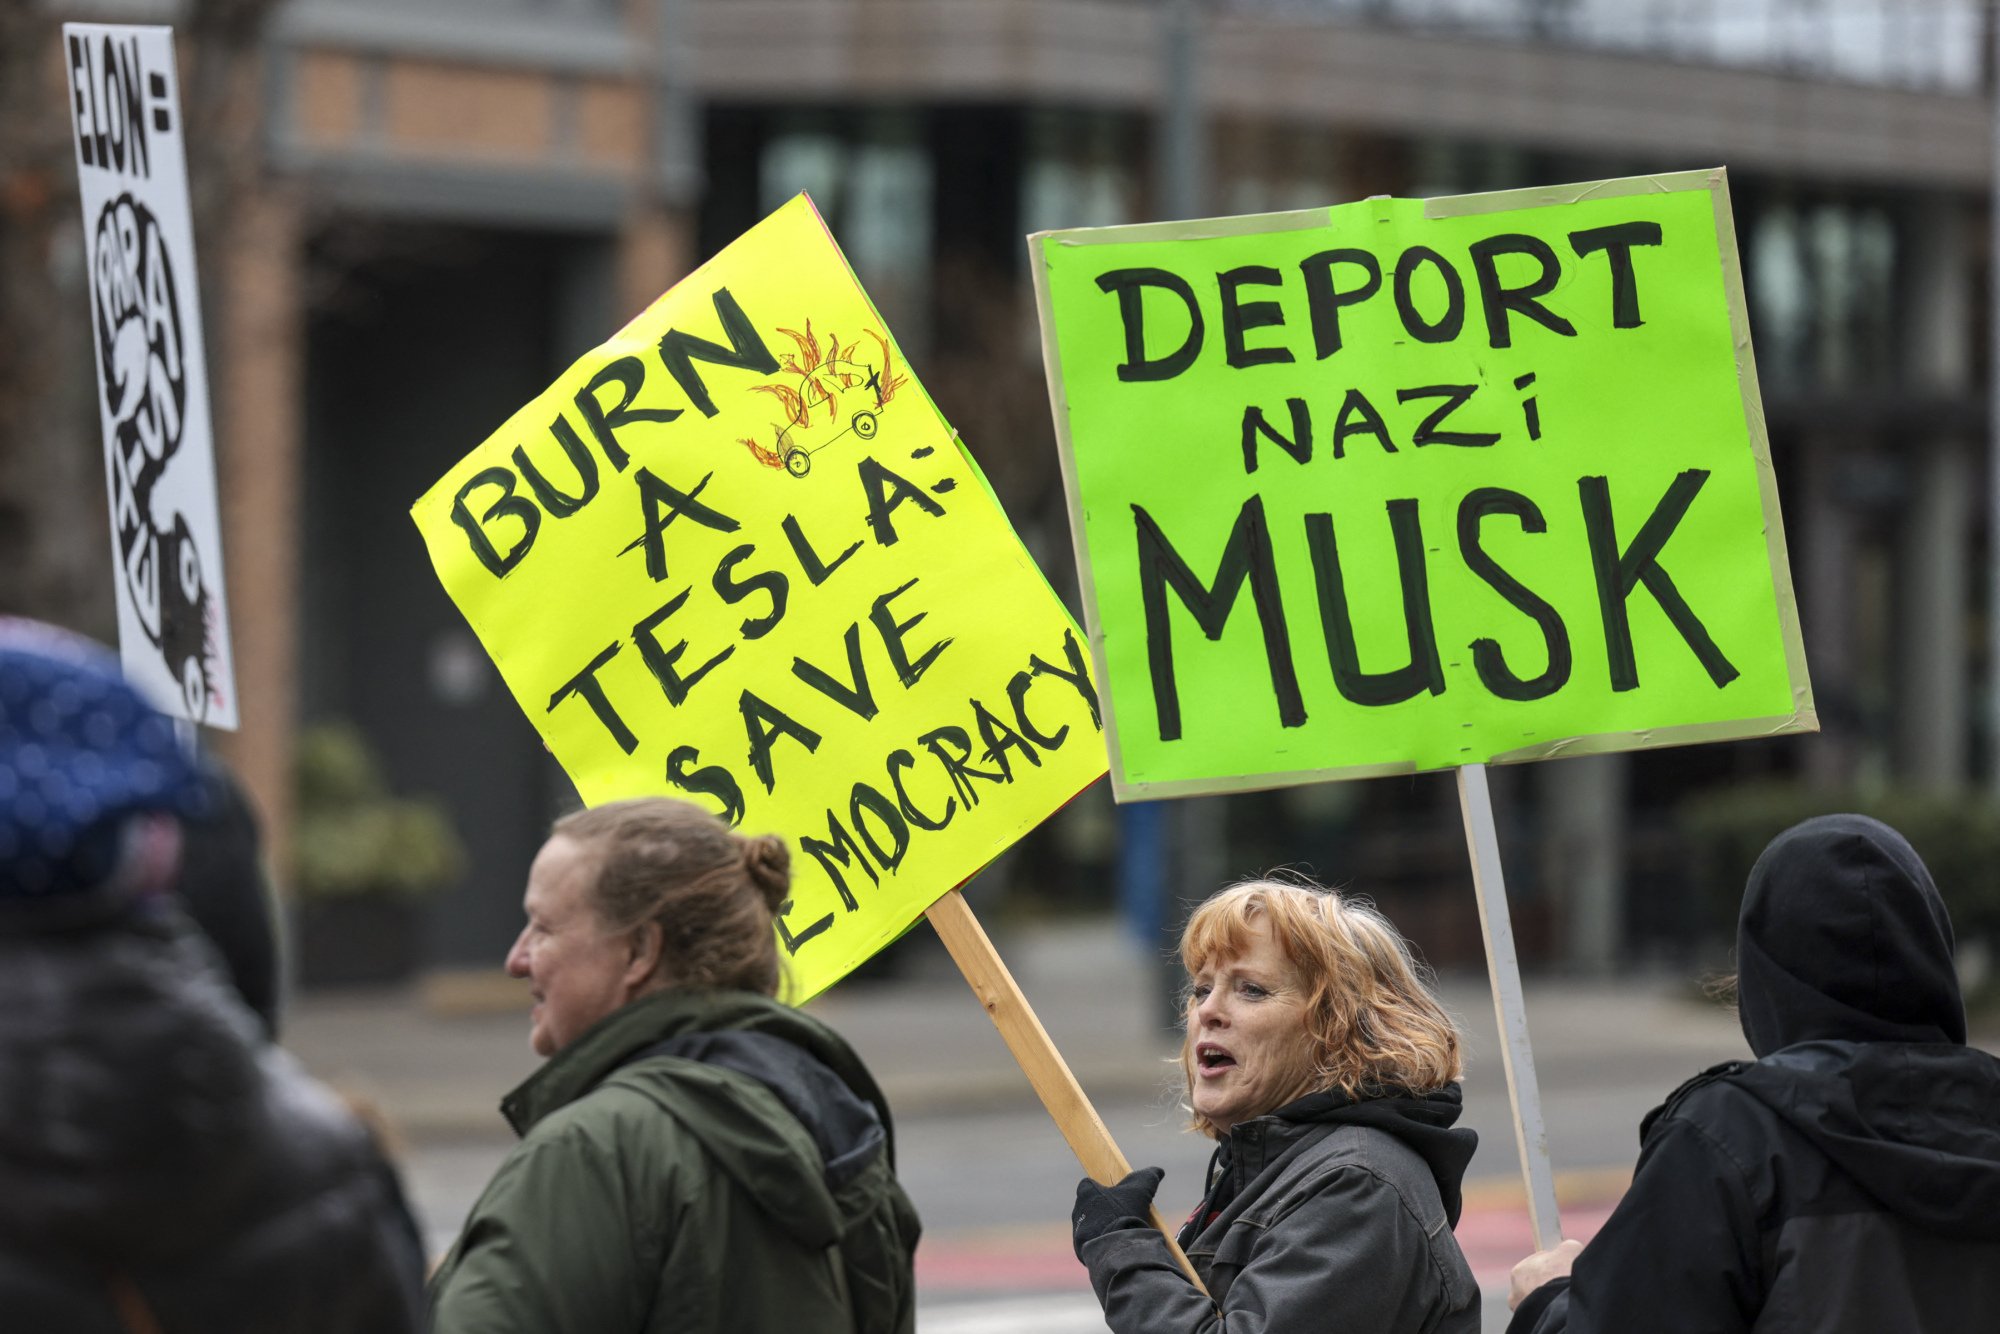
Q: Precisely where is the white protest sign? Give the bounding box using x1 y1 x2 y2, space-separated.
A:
64 23 237 728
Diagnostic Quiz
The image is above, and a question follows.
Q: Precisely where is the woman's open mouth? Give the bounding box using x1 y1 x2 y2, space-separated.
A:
1196 1042 1236 1075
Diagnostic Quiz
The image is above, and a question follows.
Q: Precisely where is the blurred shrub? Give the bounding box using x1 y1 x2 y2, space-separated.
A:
293 722 465 901
1676 782 2000 960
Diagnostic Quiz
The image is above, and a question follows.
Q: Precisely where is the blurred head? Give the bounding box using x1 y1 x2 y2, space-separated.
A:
505 798 790 1057
174 757 281 1039
1737 813 1963 1057
0 619 202 928
1181 879 1462 1138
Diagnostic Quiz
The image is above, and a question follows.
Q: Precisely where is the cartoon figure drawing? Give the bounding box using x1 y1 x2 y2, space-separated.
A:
738 322 909 478
92 192 220 722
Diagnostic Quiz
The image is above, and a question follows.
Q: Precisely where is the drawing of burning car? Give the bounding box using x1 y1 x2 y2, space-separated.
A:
738 322 909 478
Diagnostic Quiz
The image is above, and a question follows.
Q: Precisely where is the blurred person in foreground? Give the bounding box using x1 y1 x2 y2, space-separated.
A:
1508 814 2000 1332
1072 879 1479 1333
426 797 921 1334
0 619 425 1332
176 751 283 1038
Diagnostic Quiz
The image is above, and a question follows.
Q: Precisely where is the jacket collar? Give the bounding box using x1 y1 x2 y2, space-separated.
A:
1220 1083 1476 1225
501 989 785 1135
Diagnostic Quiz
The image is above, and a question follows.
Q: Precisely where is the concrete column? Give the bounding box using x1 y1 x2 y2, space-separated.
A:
1798 436 1857 787
616 201 692 324
1893 198 1972 790
1156 0 1205 220
1894 444 1972 787
619 0 696 322
1536 752 1627 972
208 185 304 867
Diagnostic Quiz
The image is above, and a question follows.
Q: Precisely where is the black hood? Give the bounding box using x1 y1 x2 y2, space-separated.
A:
1737 813 1964 1056
1729 1040 2000 1239
503 988 898 1160
502 989 906 1255
645 1029 888 1191
1725 815 2000 1237
1276 1083 1478 1225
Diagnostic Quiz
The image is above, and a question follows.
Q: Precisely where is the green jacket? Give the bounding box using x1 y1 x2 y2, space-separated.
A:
427 989 920 1334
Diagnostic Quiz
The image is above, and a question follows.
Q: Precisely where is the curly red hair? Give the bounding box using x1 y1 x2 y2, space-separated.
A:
1179 878 1463 1137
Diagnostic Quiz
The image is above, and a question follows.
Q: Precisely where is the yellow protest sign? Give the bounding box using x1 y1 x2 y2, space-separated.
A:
1031 169 1814 799
414 196 1106 1001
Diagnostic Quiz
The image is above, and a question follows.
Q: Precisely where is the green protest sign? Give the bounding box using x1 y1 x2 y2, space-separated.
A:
1032 169 1814 799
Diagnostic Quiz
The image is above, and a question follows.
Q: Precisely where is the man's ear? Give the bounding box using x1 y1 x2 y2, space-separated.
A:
622 920 665 993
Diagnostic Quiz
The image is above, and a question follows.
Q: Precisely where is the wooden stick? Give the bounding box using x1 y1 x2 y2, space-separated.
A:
1456 763 1564 1253
924 888 1209 1293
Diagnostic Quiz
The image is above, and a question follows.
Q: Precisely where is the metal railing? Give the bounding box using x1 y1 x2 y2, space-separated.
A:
1225 0 1987 93
291 0 623 14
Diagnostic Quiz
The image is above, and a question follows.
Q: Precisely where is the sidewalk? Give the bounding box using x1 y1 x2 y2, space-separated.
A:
290 920 1991 1334
283 916 1753 1147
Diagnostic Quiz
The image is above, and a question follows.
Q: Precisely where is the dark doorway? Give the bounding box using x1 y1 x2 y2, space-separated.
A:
302 224 608 967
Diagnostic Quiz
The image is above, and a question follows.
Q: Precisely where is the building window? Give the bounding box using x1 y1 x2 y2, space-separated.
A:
1746 200 1897 390
1022 109 1138 237
760 110 932 340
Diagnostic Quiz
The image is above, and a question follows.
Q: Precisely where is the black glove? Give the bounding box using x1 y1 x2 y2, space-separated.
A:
1072 1166 1166 1254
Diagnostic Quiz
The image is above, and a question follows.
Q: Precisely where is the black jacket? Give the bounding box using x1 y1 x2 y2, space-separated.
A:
1511 814 2000 1333
0 908 426 1332
1080 1085 1479 1333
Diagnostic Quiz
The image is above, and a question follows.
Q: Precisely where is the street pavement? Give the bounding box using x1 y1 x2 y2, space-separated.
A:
288 918 1770 1332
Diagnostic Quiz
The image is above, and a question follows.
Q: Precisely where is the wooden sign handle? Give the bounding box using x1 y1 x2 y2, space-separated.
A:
924 889 1209 1294
1456 763 1564 1252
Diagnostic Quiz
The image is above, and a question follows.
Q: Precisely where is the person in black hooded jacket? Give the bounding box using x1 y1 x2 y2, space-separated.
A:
1507 813 2000 1332
0 620 425 1333
1072 878 1479 1334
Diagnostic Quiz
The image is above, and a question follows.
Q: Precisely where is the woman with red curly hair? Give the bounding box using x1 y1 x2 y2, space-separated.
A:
1072 878 1479 1333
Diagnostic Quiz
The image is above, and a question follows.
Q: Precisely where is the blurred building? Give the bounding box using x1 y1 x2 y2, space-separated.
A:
21 0 1995 974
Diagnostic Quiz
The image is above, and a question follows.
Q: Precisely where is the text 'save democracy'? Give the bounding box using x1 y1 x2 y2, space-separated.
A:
417 195 1107 998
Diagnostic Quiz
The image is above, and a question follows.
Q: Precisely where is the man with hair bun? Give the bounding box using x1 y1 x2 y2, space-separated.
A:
428 797 921 1334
